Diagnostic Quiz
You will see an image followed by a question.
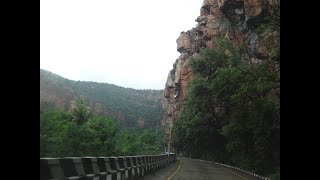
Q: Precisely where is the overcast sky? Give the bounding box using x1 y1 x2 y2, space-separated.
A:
40 0 202 90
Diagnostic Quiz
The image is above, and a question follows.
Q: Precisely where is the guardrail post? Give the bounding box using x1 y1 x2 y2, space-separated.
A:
41 158 65 180
137 156 147 176
109 157 125 180
125 156 138 180
97 157 115 180
66 157 96 179
40 158 51 180
81 157 107 179
118 156 131 180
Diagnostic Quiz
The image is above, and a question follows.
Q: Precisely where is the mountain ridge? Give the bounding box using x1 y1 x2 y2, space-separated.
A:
40 69 165 128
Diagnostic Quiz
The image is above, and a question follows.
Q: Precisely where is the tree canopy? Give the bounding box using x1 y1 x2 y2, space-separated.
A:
40 100 165 158
172 36 279 178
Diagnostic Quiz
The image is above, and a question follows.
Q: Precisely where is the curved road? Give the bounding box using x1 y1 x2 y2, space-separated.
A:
171 157 251 180
141 157 255 180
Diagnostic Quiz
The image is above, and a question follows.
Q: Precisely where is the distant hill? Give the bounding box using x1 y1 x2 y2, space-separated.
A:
40 69 164 128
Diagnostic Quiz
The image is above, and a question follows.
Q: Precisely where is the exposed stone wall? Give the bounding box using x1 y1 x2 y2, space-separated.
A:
162 0 279 136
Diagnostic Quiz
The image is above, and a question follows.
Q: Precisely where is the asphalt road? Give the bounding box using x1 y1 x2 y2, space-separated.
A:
171 157 252 180
141 157 256 180
139 159 181 180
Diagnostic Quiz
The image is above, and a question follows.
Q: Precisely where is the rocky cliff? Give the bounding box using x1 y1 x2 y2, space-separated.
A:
162 0 279 135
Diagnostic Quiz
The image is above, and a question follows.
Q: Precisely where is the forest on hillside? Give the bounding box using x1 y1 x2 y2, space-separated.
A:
40 69 164 128
173 38 279 179
172 11 280 179
40 99 166 158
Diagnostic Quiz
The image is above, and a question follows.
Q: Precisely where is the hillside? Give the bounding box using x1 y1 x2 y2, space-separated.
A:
163 0 280 178
40 69 164 128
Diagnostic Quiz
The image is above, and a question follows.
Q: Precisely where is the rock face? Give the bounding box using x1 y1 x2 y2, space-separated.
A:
162 0 279 136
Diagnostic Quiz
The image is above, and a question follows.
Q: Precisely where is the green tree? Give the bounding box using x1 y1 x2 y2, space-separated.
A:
40 99 165 158
172 36 279 176
70 98 92 125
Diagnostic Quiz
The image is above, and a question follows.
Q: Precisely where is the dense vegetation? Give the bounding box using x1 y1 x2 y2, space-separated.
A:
172 34 279 178
40 99 166 158
40 69 164 128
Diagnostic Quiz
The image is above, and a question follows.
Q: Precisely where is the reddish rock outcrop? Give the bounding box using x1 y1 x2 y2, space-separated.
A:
162 0 279 136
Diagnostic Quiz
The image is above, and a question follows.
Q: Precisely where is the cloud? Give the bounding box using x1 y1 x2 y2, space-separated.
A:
40 0 202 90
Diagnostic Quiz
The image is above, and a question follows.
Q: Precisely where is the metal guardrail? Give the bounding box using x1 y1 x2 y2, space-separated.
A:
40 153 177 180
